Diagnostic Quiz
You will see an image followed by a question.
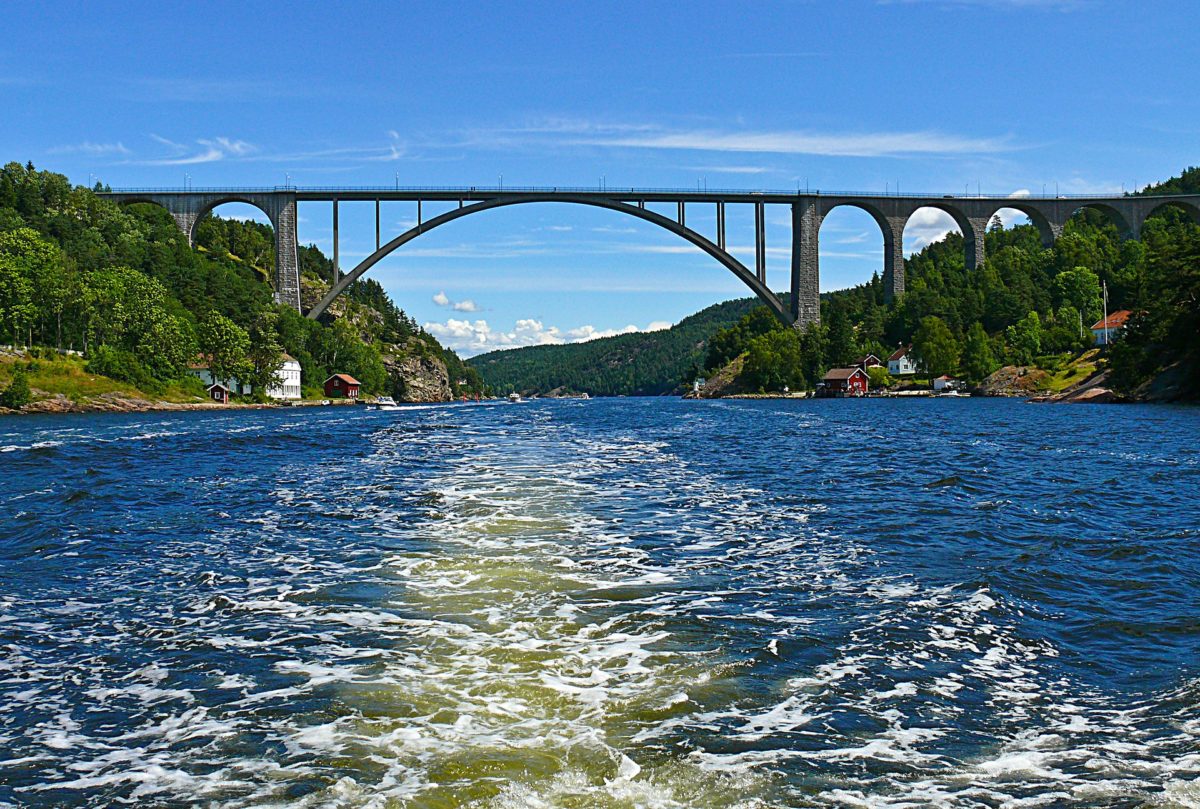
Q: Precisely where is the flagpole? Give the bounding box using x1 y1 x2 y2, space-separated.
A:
1102 280 1109 346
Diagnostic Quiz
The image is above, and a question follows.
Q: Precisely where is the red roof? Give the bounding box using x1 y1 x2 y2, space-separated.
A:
823 367 867 381
1090 310 1131 330
206 382 231 392
887 345 910 362
325 374 360 385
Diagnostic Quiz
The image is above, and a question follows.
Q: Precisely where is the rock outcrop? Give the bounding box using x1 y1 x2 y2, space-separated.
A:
384 350 452 402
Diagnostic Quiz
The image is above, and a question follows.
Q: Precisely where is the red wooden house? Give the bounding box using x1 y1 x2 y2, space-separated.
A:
820 367 869 397
207 382 231 404
324 374 361 399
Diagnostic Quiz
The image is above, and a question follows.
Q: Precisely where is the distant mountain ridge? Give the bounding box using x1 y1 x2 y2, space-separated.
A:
468 296 766 396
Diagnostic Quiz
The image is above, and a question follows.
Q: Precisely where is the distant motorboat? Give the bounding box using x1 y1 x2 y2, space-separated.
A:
370 396 403 411
508 392 522 403
938 389 965 397
580 393 590 400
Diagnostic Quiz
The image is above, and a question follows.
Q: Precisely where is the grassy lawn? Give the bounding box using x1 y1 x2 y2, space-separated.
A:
1036 349 1101 393
0 352 206 404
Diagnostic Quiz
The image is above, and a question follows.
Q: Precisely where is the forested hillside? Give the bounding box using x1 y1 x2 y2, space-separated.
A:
0 161 485 406
470 297 762 396
469 167 1199 401
703 168 1200 398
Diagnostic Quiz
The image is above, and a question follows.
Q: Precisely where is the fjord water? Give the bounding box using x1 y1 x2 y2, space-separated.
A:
1 399 1198 807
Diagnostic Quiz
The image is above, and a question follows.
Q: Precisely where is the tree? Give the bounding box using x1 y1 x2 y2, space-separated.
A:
198 312 250 387
1006 311 1043 365
1052 266 1103 325
961 322 999 383
912 316 959 381
0 369 30 409
245 310 285 395
825 305 857 367
866 365 893 389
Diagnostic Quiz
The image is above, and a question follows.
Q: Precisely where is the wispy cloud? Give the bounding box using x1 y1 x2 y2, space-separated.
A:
684 165 773 175
141 135 257 165
462 118 1017 158
125 77 311 102
568 128 1015 157
48 141 131 156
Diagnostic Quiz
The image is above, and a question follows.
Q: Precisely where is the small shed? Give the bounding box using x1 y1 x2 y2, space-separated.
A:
821 367 869 397
856 354 882 370
933 375 958 392
207 382 231 405
324 373 361 399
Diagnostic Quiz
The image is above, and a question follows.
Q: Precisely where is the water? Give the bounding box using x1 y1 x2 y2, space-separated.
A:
1 398 1198 807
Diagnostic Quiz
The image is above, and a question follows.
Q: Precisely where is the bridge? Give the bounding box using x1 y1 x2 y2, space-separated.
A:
99 186 1200 328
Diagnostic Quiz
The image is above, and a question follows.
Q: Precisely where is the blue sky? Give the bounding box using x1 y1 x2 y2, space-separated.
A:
3 0 1198 355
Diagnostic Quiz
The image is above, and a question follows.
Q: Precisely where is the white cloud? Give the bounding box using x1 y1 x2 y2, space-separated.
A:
48 141 131 156
903 207 960 253
433 290 480 312
425 317 676 356
581 128 1012 157
143 135 257 165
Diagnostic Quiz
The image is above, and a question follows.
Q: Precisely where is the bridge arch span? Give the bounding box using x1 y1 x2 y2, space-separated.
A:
189 197 277 242
1064 202 1137 240
1143 199 1200 227
984 203 1057 248
306 195 792 325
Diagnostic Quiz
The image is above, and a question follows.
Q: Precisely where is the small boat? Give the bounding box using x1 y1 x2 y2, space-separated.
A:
508 392 522 403
938 389 965 397
370 396 403 411
580 393 590 400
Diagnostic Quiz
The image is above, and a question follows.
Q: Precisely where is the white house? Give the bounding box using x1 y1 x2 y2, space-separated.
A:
271 354 302 400
887 345 917 376
189 353 302 400
1091 310 1132 346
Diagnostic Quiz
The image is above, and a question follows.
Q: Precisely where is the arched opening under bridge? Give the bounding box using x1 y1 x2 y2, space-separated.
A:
305 197 793 347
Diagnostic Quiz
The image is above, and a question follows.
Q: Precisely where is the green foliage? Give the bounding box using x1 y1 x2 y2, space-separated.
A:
1006 312 1043 366
866 365 893 389
245 310 285 396
472 297 762 397
743 328 806 392
912 316 959 380
961 322 999 383
0 162 456 402
1053 266 1102 325
0 368 30 408
198 312 250 386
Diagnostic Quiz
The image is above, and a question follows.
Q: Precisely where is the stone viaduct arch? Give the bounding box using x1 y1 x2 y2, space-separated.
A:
98 187 1200 330
105 191 300 311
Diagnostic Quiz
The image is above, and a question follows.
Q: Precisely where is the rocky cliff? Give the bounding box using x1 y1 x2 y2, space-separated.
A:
384 349 452 402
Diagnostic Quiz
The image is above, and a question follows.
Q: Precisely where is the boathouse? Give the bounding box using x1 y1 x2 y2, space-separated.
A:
324 374 361 399
821 367 869 397
207 382 231 404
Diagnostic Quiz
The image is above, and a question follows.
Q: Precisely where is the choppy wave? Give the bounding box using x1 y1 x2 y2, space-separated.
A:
1 399 1198 806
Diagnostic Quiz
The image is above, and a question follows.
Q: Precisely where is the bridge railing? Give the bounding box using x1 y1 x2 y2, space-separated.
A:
100 185 1198 200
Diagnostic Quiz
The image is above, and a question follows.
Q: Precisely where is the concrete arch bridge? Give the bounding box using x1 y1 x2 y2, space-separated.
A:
100 186 1200 328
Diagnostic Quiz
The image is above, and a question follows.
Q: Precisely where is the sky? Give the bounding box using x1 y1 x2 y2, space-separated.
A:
3 0 1198 355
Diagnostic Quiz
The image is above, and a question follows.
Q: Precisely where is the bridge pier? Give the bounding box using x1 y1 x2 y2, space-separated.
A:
791 199 822 328
965 216 990 271
883 218 906 303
